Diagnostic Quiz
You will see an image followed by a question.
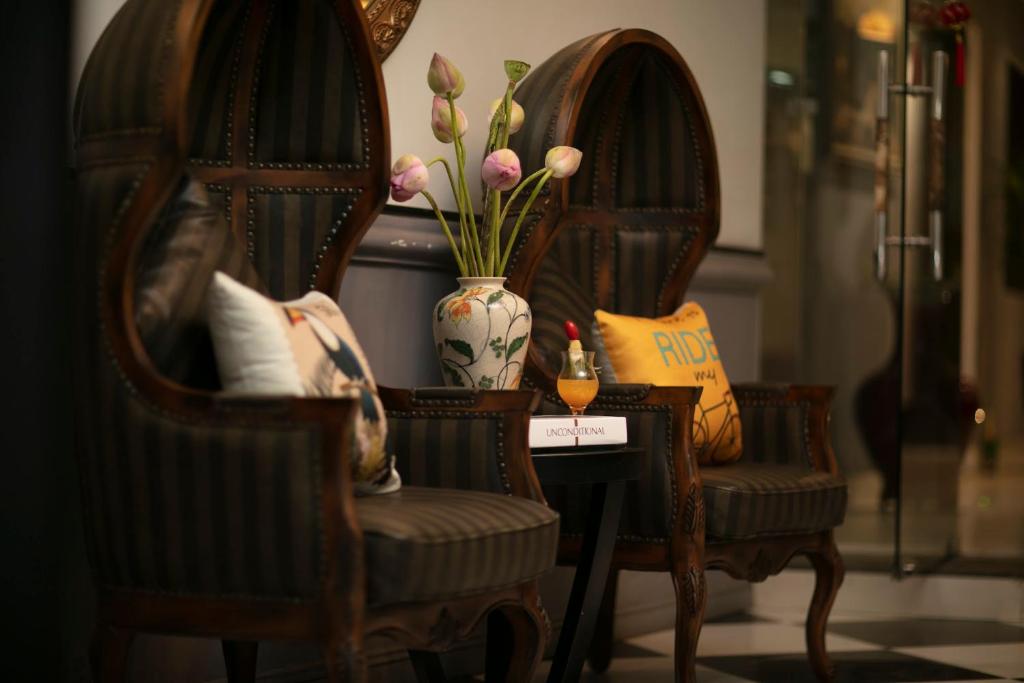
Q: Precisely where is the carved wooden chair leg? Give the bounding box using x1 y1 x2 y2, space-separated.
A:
670 564 707 683
91 624 133 683
222 640 258 683
806 532 844 682
323 641 368 683
586 568 619 673
484 585 548 683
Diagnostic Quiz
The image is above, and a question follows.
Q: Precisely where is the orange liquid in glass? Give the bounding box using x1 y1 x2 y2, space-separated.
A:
557 377 599 415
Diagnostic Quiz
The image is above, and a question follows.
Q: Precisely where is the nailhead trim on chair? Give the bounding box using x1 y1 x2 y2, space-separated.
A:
204 183 233 228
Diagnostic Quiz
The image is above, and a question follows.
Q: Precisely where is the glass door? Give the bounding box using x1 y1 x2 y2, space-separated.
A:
763 0 984 574
764 0 913 569
894 12 964 573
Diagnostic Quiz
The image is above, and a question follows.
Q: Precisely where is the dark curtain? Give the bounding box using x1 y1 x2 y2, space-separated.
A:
0 1 86 680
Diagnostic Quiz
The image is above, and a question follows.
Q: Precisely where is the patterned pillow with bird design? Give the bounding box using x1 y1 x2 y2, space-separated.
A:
206 271 399 494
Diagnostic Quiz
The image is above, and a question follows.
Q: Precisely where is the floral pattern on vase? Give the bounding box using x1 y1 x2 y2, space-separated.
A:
432 276 531 389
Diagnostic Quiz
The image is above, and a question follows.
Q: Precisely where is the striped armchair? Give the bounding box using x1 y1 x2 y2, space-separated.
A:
74 2 557 681
502 30 848 682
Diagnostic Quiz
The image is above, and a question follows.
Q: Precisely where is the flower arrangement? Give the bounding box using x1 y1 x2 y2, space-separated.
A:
389 53 582 277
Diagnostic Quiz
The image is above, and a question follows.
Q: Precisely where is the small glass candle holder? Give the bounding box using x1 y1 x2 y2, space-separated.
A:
557 350 599 415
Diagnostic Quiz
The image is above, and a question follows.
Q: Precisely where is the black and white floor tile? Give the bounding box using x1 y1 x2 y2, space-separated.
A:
532 611 1024 682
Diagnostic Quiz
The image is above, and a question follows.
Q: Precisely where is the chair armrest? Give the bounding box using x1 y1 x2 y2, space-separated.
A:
731 382 838 474
378 386 545 503
88 390 364 602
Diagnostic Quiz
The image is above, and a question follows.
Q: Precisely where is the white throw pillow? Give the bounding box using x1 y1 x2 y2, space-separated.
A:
206 272 400 494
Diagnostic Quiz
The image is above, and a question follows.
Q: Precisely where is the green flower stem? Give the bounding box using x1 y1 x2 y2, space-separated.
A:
442 98 475 274
421 190 468 276
452 141 478 276
487 83 516 273
457 141 483 274
488 187 501 273
498 167 547 227
500 81 515 150
499 169 553 275
485 112 501 156
448 94 486 274
427 156 471 272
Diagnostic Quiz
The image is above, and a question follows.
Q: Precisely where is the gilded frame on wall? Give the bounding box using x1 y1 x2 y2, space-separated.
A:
361 0 421 61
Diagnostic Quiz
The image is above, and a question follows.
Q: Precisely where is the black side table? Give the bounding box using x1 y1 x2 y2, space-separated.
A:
530 446 645 683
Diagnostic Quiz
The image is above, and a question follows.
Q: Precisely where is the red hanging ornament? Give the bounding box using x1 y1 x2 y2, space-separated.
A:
940 1 971 87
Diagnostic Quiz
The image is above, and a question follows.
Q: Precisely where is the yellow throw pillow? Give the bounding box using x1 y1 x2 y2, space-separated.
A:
594 303 742 465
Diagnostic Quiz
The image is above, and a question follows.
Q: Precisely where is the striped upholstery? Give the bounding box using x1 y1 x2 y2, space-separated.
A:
387 414 506 494
79 361 327 599
187 0 365 168
185 0 245 163
736 394 813 468
613 52 702 209
135 178 263 388
357 487 559 606
247 187 362 300
529 267 612 379
253 0 364 165
534 227 597 302
540 396 675 542
74 0 179 138
530 223 700 335
611 227 697 316
702 464 847 541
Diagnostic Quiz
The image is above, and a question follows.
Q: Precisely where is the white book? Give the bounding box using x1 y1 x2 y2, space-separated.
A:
529 415 628 450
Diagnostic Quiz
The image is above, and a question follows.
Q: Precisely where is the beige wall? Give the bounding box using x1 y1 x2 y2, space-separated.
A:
383 0 766 250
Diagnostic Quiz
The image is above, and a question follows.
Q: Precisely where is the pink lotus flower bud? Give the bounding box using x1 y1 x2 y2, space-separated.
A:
544 146 583 178
488 98 525 134
431 96 468 143
389 154 429 202
427 53 465 98
481 148 522 191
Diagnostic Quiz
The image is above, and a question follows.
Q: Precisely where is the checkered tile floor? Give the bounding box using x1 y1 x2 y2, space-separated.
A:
532 612 1024 682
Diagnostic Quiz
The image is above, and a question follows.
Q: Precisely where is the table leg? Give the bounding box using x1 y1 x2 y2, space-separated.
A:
546 480 625 683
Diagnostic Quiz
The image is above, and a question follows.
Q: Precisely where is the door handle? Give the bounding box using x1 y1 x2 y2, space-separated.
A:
874 50 890 281
928 50 947 280
873 50 948 283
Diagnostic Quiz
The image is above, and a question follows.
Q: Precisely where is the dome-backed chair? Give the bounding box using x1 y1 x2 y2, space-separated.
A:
502 29 848 682
72 1 557 681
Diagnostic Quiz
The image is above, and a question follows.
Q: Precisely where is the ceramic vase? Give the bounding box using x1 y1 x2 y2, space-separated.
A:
432 277 531 389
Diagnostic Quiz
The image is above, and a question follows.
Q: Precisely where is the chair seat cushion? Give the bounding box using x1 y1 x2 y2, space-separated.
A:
702 464 846 541
356 487 559 606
